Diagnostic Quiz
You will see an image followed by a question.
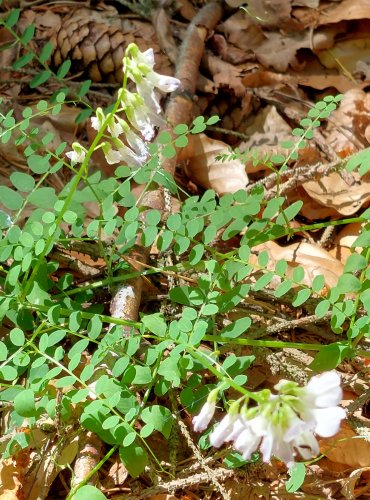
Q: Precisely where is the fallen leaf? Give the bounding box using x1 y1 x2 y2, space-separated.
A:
254 30 311 72
302 172 370 216
341 466 370 499
317 36 370 74
179 134 248 194
251 240 344 288
325 88 370 155
320 421 370 467
319 0 370 24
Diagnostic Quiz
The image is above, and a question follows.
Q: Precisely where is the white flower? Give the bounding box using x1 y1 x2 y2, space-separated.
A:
233 422 261 460
206 372 346 468
91 107 105 131
293 371 346 438
119 90 164 141
91 108 123 138
137 48 155 69
146 72 181 93
66 142 87 163
136 79 162 115
124 43 180 117
284 417 320 460
209 412 239 447
193 400 216 432
101 142 137 167
125 129 149 161
304 371 343 408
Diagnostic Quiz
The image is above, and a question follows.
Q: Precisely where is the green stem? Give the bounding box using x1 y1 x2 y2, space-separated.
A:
21 92 123 300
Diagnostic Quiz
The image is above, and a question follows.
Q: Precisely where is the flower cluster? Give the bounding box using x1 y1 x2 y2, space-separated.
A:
66 44 180 165
193 371 346 468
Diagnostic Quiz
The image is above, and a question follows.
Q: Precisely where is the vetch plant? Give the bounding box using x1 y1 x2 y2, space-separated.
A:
194 371 346 468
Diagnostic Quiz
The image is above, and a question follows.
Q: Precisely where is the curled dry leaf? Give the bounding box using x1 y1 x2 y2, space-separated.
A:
0 459 22 500
319 0 370 24
302 171 370 216
325 89 370 154
178 134 248 195
251 240 344 288
317 36 370 74
218 10 265 53
254 30 311 72
319 421 370 467
330 222 365 263
341 466 370 499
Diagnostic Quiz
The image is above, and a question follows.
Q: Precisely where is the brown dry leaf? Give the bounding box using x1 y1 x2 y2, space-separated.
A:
319 0 370 24
178 134 248 194
203 53 249 97
223 478 271 499
240 105 293 173
325 89 370 154
302 171 370 216
0 459 22 500
101 459 128 489
334 222 364 249
291 68 355 93
341 466 370 499
219 10 265 53
254 30 311 72
288 191 339 221
317 36 370 74
243 0 292 28
24 437 79 500
149 495 179 500
252 240 344 288
319 421 370 467
329 222 365 263
293 0 319 6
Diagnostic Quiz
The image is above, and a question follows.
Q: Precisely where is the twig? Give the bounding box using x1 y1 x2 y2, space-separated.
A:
122 468 234 499
71 432 104 489
177 419 231 500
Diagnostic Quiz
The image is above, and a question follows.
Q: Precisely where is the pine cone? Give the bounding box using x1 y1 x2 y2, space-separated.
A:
52 14 172 83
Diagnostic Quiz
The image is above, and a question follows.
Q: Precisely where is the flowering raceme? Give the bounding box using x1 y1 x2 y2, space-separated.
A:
192 371 346 468
65 43 180 166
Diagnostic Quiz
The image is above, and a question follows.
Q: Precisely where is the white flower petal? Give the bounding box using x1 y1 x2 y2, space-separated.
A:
293 431 320 460
210 413 238 448
234 426 261 460
105 148 122 165
147 72 181 93
126 130 149 162
305 372 342 407
118 146 145 167
138 48 155 68
108 120 124 138
193 401 216 432
225 417 248 442
312 406 346 437
66 144 86 163
91 116 100 131
136 80 162 115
